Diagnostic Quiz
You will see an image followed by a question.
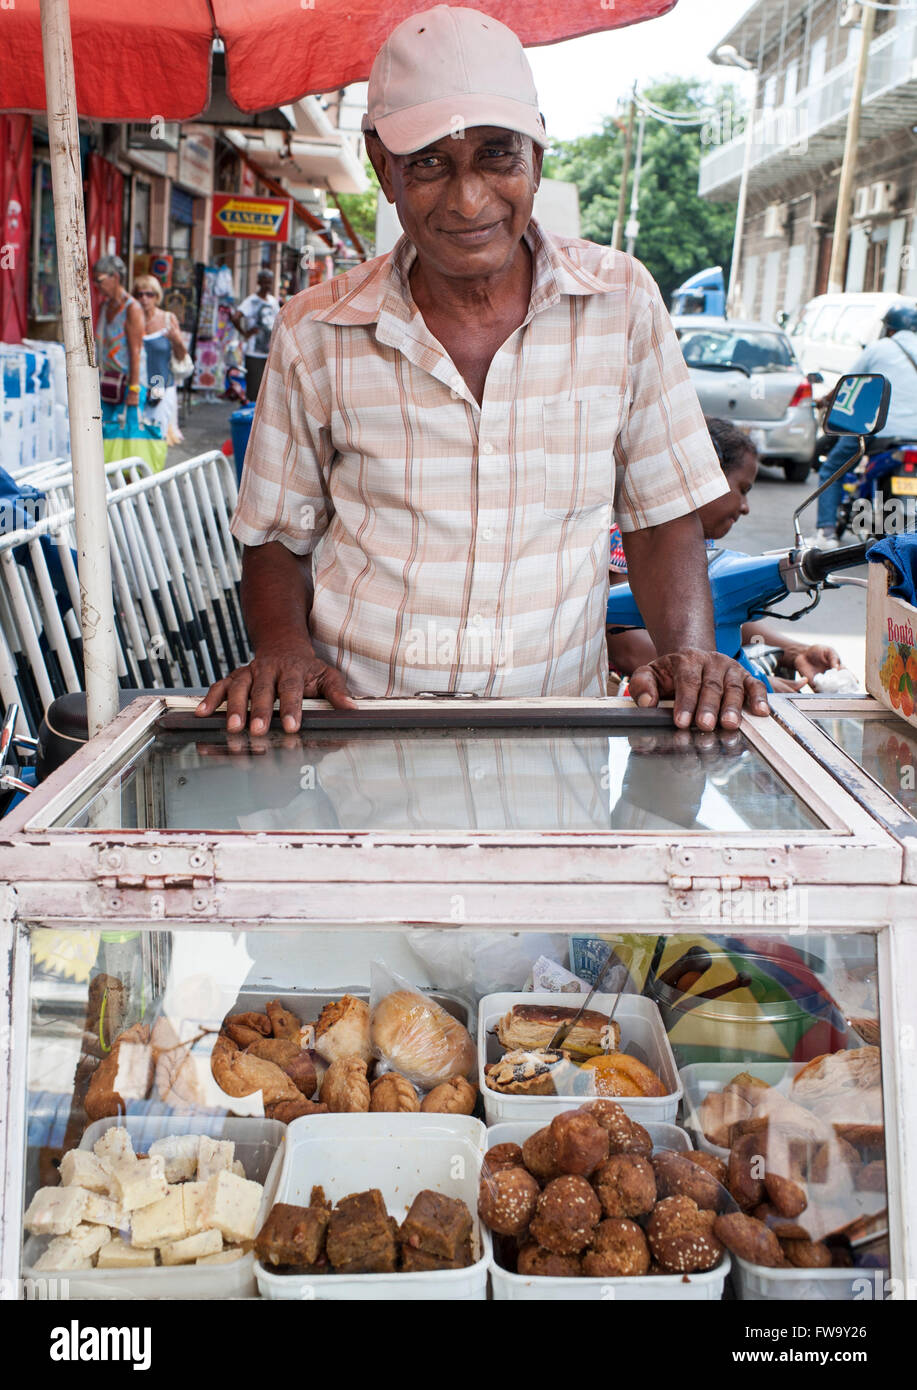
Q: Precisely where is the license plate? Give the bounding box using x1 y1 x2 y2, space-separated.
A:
890 476 917 496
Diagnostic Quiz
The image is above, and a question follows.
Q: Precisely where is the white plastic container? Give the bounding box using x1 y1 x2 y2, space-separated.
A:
479 992 681 1125
254 1114 491 1301
679 1061 805 1157
21 1115 285 1300
485 1120 729 1301
732 1257 888 1302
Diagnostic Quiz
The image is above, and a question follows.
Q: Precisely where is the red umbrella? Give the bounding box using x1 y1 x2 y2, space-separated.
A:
2 0 677 118
1 0 678 736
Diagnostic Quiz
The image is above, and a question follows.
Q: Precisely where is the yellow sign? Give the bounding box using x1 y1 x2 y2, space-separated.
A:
211 194 291 242
890 476 917 496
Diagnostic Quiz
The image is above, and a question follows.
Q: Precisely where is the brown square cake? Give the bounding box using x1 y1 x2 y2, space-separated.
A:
327 1189 398 1273
398 1189 473 1261
254 1202 330 1269
401 1234 474 1271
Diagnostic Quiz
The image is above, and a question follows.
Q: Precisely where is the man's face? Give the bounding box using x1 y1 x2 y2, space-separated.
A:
369 125 542 281
257 275 273 294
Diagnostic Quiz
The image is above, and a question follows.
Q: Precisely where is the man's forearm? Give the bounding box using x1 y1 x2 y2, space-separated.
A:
240 542 315 654
620 512 716 656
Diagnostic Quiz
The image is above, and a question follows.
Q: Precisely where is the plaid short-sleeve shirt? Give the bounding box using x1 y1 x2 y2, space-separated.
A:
230 219 727 697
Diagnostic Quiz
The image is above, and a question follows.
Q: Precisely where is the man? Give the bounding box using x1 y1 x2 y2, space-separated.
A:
229 269 280 401
197 5 768 734
813 301 917 545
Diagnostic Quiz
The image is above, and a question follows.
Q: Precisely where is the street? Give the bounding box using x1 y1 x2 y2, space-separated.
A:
726 457 867 680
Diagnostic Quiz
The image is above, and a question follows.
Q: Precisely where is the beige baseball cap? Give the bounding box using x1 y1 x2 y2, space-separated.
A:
363 5 547 155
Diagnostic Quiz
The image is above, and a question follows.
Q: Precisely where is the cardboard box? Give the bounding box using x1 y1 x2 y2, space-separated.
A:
866 561 917 726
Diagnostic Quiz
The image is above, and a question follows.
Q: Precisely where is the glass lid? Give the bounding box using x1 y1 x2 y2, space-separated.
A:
813 712 917 815
57 714 824 833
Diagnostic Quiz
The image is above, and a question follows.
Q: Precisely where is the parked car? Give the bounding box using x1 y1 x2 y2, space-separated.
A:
784 291 917 396
673 316 819 482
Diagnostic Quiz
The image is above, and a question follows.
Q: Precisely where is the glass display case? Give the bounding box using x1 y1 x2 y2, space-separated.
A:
1 696 914 1301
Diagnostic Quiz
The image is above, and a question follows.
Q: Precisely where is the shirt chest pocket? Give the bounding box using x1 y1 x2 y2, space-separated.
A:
542 395 622 518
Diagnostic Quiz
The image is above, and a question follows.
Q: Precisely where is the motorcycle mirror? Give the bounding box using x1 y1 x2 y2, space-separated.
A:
823 372 891 436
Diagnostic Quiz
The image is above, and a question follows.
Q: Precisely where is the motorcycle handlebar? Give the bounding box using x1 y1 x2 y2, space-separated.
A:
801 541 871 583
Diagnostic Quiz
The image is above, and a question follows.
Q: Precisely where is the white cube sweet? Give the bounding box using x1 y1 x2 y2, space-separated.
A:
159 1228 223 1266
93 1128 134 1166
181 1181 208 1235
129 1186 186 1248
231 1159 246 1179
82 1191 128 1229
109 1153 168 1211
23 1186 88 1236
68 1223 112 1257
200 1171 263 1244
196 1247 245 1265
148 1134 201 1183
197 1136 234 1182
33 1238 94 1272
96 1237 156 1269
59 1149 109 1194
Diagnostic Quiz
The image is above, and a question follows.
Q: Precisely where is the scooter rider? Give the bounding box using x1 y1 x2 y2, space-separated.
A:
812 302 917 546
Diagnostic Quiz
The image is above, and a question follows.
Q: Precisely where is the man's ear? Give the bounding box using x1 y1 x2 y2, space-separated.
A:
532 139 544 192
365 133 397 205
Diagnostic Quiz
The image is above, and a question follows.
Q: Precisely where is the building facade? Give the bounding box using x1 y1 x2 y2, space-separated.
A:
699 0 917 322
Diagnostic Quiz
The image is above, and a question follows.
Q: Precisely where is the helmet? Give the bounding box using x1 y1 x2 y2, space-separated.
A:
882 302 917 334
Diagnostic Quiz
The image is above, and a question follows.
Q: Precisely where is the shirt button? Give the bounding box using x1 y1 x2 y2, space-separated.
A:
481 527 494 541
481 442 494 455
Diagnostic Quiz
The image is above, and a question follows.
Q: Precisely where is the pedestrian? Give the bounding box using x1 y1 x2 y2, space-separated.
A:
93 255 164 471
197 5 768 734
812 302 917 545
229 270 279 402
132 273 192 448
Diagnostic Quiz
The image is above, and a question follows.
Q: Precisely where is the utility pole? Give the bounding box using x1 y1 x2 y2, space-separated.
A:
625 111 647 256
827 2 876 294
612 84 637 251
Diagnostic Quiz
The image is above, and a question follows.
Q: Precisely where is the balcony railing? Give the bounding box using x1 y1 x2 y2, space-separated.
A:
698 12 917 197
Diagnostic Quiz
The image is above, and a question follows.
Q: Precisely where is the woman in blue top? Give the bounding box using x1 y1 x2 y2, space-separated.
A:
94 256 165 469
133 274 191 448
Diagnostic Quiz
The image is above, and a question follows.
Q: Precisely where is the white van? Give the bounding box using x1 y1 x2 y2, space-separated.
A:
785 292 917 395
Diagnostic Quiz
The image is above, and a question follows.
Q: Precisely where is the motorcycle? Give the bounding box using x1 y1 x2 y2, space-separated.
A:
607 371 895 692
812 433 917 541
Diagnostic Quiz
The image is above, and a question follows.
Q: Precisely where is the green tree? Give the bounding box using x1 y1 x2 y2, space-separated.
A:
544 78 740 303
336 157 380 256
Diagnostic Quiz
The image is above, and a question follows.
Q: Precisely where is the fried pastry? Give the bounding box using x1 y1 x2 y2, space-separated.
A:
369 1072 420 1113
593 1155 656 1219
578 1101 653 1156
652 1149 721 1210
224 1012 271 1037
314 995 373 1065
517 1243 582 1277
224 1022 268 1049
265 1000 302 1040
781 1237 832 1268
267 1098 329 1123
320 1056 371 1113
646 1196 723 1273
698 1090 753 1148
495 1003 619 1059
727 1132 767 1210
764 1171 807 1218
372 989 476 1088
549 1110 609 1176
210 1033 301 1105
478 1166 540 1237
521 1126 561 1181
245 1038 302 1068
421 1076 477 1114
530 1175 601 1255
282 1051 319 1099
713 1211 785 1267
582 1218 650 1278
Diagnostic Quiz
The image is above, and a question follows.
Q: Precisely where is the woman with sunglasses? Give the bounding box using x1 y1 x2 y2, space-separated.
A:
132 274 191 447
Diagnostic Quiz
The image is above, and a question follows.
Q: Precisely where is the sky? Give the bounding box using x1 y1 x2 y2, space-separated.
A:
524 0 757 141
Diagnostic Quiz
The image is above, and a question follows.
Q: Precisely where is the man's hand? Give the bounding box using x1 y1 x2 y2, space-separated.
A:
195 641 356 733
629 650 769 730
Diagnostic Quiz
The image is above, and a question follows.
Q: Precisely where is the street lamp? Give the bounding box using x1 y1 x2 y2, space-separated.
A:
713 44 757 318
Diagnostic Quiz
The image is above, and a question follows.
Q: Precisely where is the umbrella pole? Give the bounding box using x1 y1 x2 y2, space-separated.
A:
39 0 120 737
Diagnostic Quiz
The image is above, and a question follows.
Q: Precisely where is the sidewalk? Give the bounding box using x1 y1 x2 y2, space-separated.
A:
169 396 241 465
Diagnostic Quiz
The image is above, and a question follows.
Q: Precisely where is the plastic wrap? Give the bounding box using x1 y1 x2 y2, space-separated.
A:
370 962 477 1089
